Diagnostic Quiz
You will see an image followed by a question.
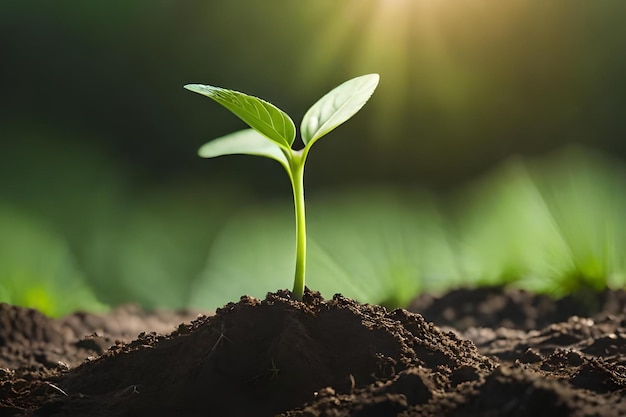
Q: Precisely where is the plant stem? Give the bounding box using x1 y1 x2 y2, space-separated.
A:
290 152 306 300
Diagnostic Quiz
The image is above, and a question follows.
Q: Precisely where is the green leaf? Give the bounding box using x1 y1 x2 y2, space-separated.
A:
198 129 289 170
300 74 380 146
184 84 296 149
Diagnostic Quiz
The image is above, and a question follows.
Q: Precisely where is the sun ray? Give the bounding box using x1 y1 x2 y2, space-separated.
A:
346 0 421 145
297 1 376 87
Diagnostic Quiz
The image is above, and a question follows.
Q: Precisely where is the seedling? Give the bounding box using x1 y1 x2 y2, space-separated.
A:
184 74 380 300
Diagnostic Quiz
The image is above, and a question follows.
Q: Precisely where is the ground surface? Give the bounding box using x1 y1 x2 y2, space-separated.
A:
1 287 625 416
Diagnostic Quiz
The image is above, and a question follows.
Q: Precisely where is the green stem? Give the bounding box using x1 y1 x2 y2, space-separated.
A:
290 152 306 300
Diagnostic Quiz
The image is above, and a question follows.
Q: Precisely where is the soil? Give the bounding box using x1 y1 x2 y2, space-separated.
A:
1 287 625 417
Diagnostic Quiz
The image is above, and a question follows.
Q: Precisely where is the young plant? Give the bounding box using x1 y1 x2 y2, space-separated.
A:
184 74 380 300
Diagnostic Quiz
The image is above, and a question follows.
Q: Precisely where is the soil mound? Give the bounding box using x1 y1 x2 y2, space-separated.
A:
1 288 625 416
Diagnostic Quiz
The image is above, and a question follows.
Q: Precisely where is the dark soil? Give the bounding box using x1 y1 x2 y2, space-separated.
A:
1 287 625 417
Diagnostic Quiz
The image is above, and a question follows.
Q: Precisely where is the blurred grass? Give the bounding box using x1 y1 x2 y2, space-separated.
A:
450 146 626 296
2 140 624 314
0 204 106 317
525 148 626 294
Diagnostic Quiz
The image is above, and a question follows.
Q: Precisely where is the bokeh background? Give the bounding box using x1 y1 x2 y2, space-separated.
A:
2 0 626 316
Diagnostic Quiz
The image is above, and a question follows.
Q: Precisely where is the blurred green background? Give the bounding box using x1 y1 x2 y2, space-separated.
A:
2 1 626 316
